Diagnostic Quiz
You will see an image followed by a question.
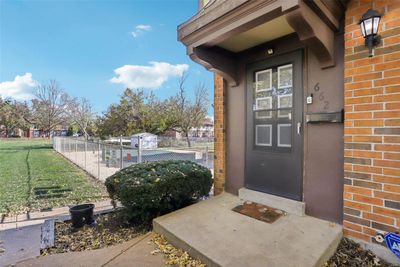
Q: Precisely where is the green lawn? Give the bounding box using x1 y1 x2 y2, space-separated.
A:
0 139 108 216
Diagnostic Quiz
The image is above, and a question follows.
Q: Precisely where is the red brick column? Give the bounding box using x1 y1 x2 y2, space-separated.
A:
214 74 226 195
344 0 400 242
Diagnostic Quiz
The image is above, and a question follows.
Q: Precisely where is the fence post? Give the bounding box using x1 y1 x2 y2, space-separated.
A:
120 135 123 170
84 138 87 170
137 136 142 163
75 139 77 164
98 140 101 180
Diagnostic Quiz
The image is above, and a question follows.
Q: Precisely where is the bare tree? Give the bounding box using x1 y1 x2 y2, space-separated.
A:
68 97 94 139
174 73 209 147
32 80 70 137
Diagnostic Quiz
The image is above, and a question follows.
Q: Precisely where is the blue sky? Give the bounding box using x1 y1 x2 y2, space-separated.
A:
0 0 214 115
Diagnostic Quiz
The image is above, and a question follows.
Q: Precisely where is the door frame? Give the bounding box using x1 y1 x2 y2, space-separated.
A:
244 49 304 201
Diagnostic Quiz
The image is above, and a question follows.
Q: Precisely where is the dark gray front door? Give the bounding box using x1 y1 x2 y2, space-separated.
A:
245 50 303 201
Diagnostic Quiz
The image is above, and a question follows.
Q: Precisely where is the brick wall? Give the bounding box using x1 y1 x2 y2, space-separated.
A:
214 74 226 195
344 0 400 243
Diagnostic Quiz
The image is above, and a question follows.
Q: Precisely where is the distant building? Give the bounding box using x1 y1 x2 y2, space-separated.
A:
162 129 182 139
29 124 69 138
160 118 214 139
189 117 214 138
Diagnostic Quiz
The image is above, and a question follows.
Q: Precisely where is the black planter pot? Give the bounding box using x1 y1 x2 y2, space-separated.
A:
69 204 95 228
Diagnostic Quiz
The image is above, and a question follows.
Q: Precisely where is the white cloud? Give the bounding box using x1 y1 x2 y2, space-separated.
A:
136 24 151 31
110 62 189 89
0 73 39 101
130 24 152 38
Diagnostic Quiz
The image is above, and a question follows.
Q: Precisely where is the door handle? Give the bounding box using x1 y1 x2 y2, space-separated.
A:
297 122 302 135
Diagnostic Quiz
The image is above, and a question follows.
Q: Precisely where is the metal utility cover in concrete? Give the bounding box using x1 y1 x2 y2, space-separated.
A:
153 193 342 267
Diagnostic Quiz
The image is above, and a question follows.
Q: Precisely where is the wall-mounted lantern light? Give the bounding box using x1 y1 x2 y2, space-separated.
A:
359 9 382 57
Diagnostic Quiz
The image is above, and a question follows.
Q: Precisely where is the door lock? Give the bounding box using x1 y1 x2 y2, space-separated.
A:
297 122 302 135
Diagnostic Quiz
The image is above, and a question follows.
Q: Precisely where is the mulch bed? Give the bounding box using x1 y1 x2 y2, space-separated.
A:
41 211 143 255
326 237 398 267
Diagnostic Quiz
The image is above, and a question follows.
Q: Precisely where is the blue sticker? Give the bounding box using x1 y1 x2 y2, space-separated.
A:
385 232 400 259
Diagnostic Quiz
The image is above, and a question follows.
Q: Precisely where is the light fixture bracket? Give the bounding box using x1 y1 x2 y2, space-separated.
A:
359 9 382 57
365 35 381 57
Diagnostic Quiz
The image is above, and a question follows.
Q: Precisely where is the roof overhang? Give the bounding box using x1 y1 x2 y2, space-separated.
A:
178 0 346 87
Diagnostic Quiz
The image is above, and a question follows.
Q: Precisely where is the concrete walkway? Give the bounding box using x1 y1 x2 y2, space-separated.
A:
0 224 42 267
154 193 343 267
15 233 165 267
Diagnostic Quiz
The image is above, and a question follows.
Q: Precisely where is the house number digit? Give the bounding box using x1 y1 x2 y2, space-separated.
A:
319 91 325 101
313 83 320 92
324 101 329 110
313 83 330 110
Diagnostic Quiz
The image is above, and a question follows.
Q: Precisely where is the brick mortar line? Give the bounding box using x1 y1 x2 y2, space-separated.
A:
343 218 396 229
347 168 400 172
350 193 399 202
343 218 397 228
344 198 399 211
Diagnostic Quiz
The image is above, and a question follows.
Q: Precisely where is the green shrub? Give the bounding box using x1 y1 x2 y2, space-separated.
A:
105 160 212 225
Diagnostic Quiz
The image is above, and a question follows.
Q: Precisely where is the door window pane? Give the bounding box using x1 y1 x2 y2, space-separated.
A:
278 64 293 88
278 124 292 147
255 69 272 92
278 94 292 118
255 125 272 146
255 97 272 119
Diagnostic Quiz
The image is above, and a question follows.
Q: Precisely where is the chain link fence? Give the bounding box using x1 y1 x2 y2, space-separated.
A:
53 136 213 182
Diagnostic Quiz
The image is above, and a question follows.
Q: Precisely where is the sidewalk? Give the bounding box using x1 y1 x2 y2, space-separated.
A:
0 224 42 267
0 200 113 231
16 232 165 267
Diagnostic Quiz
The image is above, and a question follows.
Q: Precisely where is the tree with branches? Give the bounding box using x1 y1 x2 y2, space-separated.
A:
68 97 94 139
0 97 32 137
97 89 181 137
31 80 70 137
174 73 209 147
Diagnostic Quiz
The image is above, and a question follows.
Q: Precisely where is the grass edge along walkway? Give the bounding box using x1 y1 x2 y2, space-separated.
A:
0 139 108 217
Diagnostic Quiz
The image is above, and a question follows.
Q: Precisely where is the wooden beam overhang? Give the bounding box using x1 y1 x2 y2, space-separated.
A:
178 0 345 86
285 1 338 69
189 46 238 87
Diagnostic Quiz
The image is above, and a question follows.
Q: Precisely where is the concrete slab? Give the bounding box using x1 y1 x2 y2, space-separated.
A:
154 193 342 267
0 224 42 267
104 233 166 267
16 233 165 267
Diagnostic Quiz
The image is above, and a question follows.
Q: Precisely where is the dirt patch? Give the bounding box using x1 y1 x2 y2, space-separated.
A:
41 212 143 255
326 238 398 267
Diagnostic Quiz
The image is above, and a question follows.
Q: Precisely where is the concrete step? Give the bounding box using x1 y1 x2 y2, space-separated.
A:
153 193 342 267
